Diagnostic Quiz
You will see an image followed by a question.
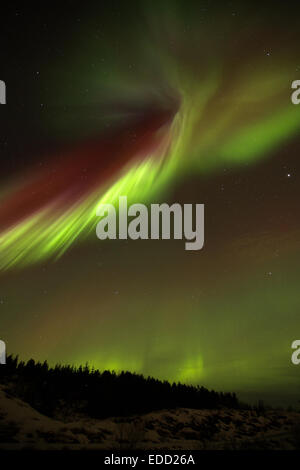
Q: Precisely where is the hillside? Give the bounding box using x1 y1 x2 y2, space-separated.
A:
1 385 300 450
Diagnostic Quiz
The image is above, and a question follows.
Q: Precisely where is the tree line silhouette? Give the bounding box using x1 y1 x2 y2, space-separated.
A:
0 355 240 419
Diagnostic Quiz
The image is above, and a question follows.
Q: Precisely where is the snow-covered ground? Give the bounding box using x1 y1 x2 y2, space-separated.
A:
0 386 300 450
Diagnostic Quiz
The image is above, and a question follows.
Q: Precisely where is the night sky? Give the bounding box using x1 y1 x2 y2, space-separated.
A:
1 1 300 406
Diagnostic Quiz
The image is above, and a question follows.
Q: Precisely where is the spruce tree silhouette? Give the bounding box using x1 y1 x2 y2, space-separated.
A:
0 355 239 419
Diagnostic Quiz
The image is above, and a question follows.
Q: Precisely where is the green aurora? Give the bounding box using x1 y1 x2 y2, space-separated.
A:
1 1 300 406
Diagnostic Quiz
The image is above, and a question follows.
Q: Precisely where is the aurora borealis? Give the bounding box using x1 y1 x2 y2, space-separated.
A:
1 1 300 406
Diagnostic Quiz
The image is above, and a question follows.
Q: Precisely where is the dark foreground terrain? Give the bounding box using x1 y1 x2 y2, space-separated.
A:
1 356 299 450
0 385 300 450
